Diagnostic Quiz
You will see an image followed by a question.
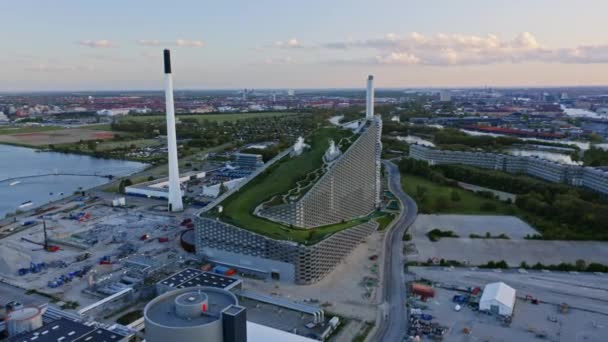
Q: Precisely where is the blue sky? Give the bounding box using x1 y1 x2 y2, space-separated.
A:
2 0 608 91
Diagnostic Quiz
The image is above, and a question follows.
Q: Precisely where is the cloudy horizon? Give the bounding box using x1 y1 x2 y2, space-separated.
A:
3 0 608 91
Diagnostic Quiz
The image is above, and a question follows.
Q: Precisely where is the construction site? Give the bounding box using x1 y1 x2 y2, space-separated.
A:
0 194 193 313
0 186 361 341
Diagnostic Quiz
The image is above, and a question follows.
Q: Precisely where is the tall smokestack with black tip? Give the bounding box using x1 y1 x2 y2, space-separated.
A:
164 49 172 74
163 49 183 212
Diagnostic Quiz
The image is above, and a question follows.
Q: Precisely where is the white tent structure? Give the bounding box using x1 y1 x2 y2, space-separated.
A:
479 282 516 316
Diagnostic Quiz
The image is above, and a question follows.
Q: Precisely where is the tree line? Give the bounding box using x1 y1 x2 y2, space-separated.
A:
398 157 608 241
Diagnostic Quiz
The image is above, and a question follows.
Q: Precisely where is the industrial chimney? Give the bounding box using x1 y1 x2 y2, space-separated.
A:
366 75 374 120
163 49 184 212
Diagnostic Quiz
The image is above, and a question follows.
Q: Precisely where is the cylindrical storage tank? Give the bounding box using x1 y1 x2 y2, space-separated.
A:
7 307 43 336
175 292 208 318
144 286 238 342
180 229 195 253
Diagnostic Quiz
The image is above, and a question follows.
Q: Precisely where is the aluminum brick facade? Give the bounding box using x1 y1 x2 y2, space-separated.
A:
258 117 383 228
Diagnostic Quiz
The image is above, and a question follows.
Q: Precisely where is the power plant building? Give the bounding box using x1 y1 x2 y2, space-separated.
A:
194 75 383 284
234 153 264 170
257 116 382 228
144 287 246 342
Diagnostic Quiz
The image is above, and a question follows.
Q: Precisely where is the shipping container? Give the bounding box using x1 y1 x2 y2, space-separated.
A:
213 265 230 275
411 283 435 300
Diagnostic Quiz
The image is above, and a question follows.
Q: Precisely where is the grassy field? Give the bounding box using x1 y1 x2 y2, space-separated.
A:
121 112 297 123
94 138 159 152
401 173 518 215
0 127 115 146
219 127 361 244
0 125 63 135
376 212 396 231
87 124 112 130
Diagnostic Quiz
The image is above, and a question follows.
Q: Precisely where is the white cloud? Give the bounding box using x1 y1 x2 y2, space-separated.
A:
136 39 205 47
375 52 421 65
273 38 302 49
176 39 204 47
77 39 115 48
319 32 608 66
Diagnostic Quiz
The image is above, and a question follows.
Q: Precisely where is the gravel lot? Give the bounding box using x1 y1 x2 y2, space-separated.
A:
412 214 538 239
407 214 608 266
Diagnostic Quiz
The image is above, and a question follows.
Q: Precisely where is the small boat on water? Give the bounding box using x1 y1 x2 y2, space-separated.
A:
9 181 21 186
19 201 33 208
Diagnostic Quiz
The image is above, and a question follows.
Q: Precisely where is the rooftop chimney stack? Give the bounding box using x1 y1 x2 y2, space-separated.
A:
163 49 184 212
366 75 374 120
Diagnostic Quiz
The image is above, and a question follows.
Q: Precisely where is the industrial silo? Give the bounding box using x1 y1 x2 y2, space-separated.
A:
6 307 43 336
143 286 246 342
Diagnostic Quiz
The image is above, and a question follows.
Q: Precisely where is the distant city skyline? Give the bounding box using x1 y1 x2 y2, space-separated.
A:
3 0 608 91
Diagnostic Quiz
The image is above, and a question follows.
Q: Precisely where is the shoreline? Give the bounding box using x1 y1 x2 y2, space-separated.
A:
0 144 150 220
0 142 154 163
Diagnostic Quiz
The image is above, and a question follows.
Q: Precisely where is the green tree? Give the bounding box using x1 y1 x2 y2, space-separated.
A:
219 182 229 195
434 196 450 211
480 202 497 212
416 185 427 198
450 189 461 202
86 140 97 150
118 179 133 194
575 259 586 271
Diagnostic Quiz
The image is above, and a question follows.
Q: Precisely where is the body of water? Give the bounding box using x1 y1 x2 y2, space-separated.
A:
561 105 608 120
328 115 344 125
396 135 436 147
0 145 147 218
460 129 596 150
506 148 581 165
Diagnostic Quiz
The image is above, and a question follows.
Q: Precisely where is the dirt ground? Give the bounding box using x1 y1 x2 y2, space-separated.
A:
242 232 384 321
0 128 114 146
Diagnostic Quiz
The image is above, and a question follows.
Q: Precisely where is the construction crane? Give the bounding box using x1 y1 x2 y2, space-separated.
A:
21 219 60 252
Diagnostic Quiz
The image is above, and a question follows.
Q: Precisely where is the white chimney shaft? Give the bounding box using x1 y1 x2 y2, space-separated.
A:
163 49 184 212
366 75 374 120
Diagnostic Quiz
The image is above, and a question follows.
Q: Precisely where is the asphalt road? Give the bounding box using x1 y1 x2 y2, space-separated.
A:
374 160 418 342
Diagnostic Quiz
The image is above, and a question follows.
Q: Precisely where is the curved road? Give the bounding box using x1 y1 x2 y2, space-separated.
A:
375 160 418 342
